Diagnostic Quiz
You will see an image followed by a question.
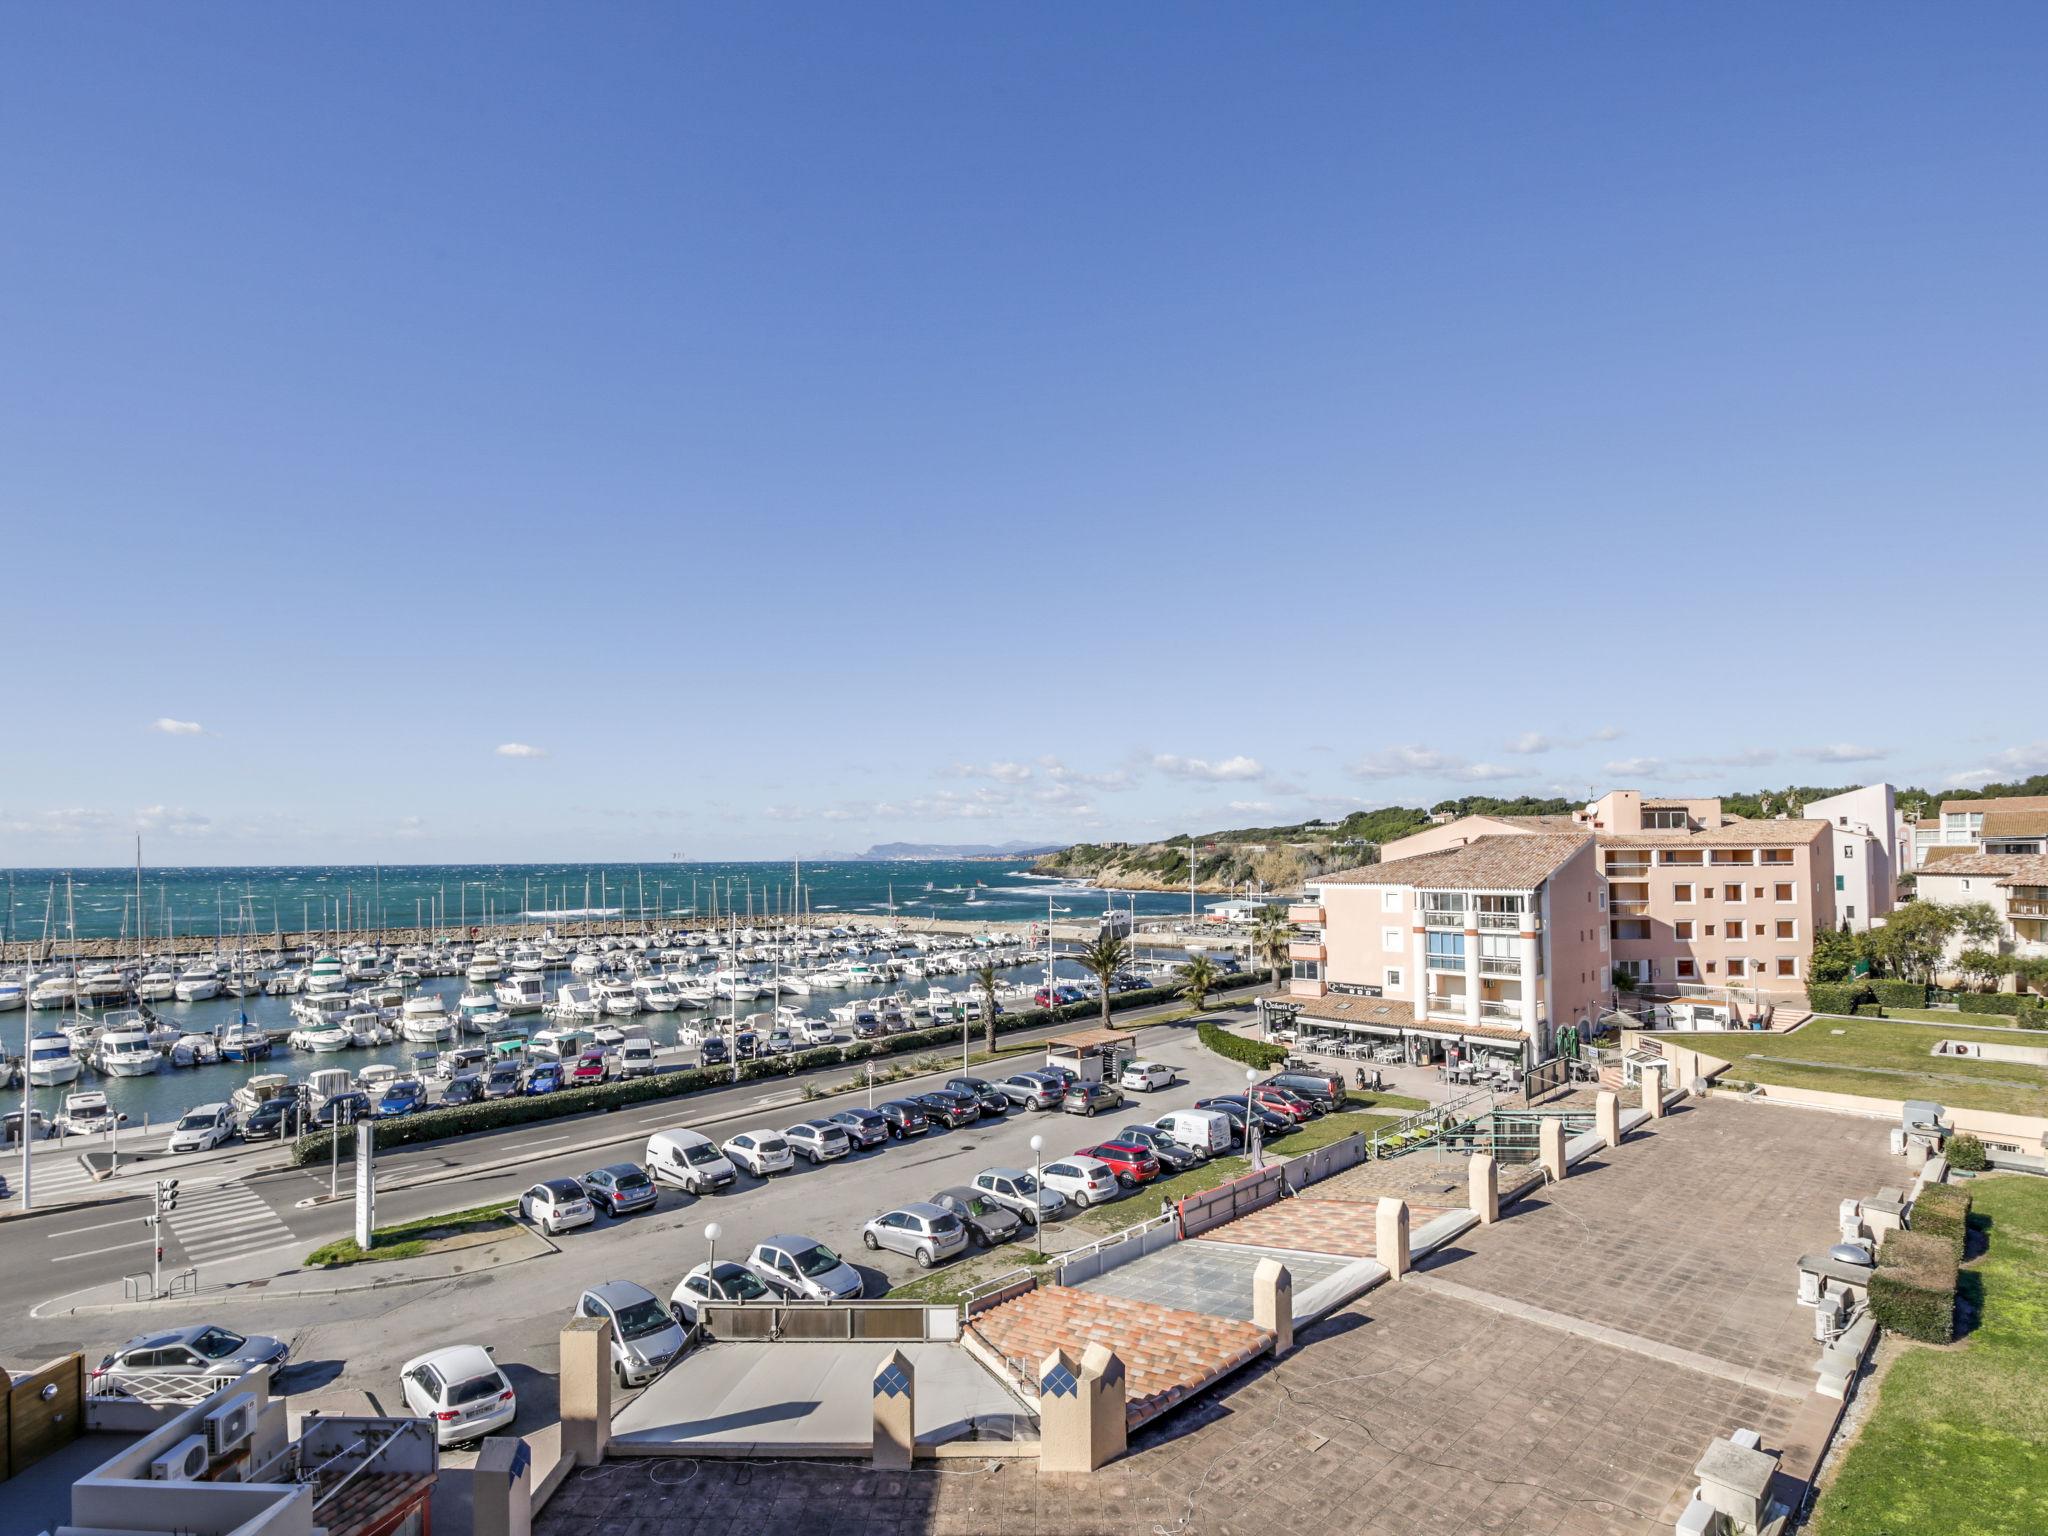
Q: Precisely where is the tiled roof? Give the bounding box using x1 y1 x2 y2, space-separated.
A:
1940 794 2048 818
1597 818 1829 849
1920 846 1980 866
1289 994 1415 1029
1998 856 2048 887
1488 814 1587 831
966 1285 1270 1430
1982 810 2048 838
1914 852 2031 878
1314 833 1591 891
1404 1020 1530 1044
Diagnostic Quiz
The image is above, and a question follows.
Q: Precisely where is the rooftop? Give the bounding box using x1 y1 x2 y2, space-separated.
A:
1940 793 2048 818
1316 832 1592 891
1596 817 1829 849
1981 809 2048 838
1912 851 2048 884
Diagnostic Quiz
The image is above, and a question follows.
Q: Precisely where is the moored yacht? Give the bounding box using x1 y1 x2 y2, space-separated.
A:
94 1016 162 1077
27 1031 82 1086
494 973 546 1014
466 948 505 984
136 968 179 1001
30 973 78 1011
632 976 681 1011
216 1017 273 1062
399 992 455 1043
458 989 509 1033
305 952 348 994
174 965 222 1003
551 982 600 1019
593 977 639 1016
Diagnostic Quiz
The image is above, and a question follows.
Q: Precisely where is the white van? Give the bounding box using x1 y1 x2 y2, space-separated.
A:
645 1129 738 1195
1153 1107 1232 1158
617 1038 657 1079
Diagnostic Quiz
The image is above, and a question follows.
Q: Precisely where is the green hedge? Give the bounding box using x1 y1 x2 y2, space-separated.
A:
289 977 1233 1164
1910 1183 1972 1262
2020 1003 2047 1031
1868 979 1928 1009
1196 1020 1287 1070
1806 982 1873 1017
1946 1133 1988 1172
1869 1229 1959 1344
1956 992 2026 1016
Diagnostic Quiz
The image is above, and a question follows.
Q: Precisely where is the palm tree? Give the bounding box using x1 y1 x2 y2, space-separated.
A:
973 961 1000 1056
1075 931 1131 1030
1249 905 1292 994
1179 952 1219 1013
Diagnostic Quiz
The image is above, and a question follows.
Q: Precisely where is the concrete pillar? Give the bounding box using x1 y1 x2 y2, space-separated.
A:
1694 1436 1779 1534
1375 1196 1410 1279
1252 1257 1293 1355
1038 1346 1125 1473
1469 1152 1499 1224
1597 1088 1621 1150
871 1349 915 1470
1539 1117 1566 1182
558 1317 612 1468
472 1437 533 1536
1079 1342 1127 1469
1463 932 1481 1030
1641 1063 1666 1119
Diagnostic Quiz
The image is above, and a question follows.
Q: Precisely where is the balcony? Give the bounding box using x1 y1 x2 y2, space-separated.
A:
1287 903 1326 927
1426 951 1465 971
1478 955 1521 976
1610 899 1650 916
1604 860 1652 878
1288 938 1326 961
1422 908 1465 929
2009 900 2048 920
1476 910 1530 931
1478 999 1522 1022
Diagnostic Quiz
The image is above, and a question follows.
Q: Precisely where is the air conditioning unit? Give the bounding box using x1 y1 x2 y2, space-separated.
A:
203 1392 257 1455
152 1434 211 1482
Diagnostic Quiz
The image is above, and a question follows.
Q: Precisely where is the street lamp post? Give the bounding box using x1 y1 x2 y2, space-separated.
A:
705 1221 721 1271
1245 1068 1263 1169
1029 1133 1044 1229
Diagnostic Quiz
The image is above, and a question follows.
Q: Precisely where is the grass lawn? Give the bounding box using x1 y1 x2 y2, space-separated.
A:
1813 1175 2048 1536
1840 1007 2027 1030
304 1201 514 1268
1686 1016 2048 1115
884 1247 1054 1306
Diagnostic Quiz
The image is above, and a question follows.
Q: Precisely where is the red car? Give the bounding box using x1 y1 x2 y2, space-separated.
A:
570 1047 610 1085
1081 1140 1161 1188
1250 1085 1316 1122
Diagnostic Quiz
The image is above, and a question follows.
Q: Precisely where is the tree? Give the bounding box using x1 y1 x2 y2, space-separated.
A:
1248 905 1294 994
1611 965 1638 997
1179 952 1219 1013
1864 901 1959 983
1074 932 1130 1030
1955 948 2004 992
973 961 1000 1057
1951 902 2003 949
1809 926 1862 985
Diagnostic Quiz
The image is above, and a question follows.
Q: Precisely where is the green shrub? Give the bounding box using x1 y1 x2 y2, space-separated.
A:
1868 979 1928 1009
1910 1183 1972 1261
1869 1229 1958 1344
1807 982 1873 1017
1196 1020 1287 1069
2017 1003 2047 1031
1955 992 2025 1017
1946 1132 1988 1171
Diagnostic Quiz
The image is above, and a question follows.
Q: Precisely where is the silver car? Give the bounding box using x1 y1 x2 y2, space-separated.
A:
860 1202 970 1268
96 1324 288 1389
972 1166 1066 1226
574 1279 686 1387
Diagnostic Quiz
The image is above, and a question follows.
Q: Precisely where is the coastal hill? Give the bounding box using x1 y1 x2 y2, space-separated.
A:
855 840 1063 861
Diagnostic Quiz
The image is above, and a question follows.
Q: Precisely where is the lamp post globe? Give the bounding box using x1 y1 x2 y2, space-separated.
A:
704 1221 722 1267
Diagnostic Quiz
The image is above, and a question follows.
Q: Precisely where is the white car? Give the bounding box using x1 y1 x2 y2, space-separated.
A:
574 1280 687 1387
166 1103 235 1153
721 1130 795 1178
399 1344 516 1446
669 1260 778 1326
797 1019 838 1046
746 1233 863 1301
1120 1061 1174 1093
518 1177 596 1235
1037 1154 1120 1209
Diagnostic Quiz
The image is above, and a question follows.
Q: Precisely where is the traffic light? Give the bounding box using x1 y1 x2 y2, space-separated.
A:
159 1178 179 1213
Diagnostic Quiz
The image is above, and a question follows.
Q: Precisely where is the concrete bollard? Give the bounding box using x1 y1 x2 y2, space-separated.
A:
1469 1152 1499 1225
1079 1342 1128 1469
1375 1196 1410 1279
1037 1346 1126 1473
1539 1117 1566 1182
1597 1088 1621 1150
472 1437 533 1536
558 1317 612 1469
1641 1064 1666 1120
871 1349 915 1470
1252 1257 1293 1356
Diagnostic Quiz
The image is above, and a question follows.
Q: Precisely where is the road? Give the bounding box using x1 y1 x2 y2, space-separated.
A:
5 1009 1269 1459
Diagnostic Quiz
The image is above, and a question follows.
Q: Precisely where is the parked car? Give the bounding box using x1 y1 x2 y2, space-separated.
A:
96 1325 288 1388
930 1184 1024 1246
1115 1122 1203 1171
670 1259 776 1326
825 1106 890 1148
645 1129 739 1194
1080 1140 1162 1188
877 1100 930 1139
398 1344 516 1447
166 1103 236 1153
732 1030 759 1060
441 1072 486 1107
574 1280 686 1386
1061 1080 1124 1117
571 1047 610 1085
483 1061 524 1099
1120 1060 1174 1093
972 1166 1066 1226
1195 1094 1293 1139
1250 1084 1319 1122
861 1202 970 1268
518 1177 595 1235
997 1071 1062 1110
763 1029 797 1056
783 1119 852 1164
375 1079 428 1119
1037 1062 1081 1090
239 1094 306 1140
1266 1070 1346 1109
700 1035 730 1066
944 1076 1010 1115
617 1037 657 1078
311 1091 371 1129
913 1089 979 1128
1037 1154 1121 1208
522 1061 566 1095
746 1234 863 1301
1154 1107 1233 1157
580 1162 658 1217
721 1130 795 1178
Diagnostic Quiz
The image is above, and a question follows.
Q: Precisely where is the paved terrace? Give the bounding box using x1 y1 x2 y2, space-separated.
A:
537 1097 1899 1535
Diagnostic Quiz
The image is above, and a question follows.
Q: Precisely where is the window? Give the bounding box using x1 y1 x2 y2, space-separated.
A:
1842 844 1854 860
1846 905 1856 921
1705 960 1718 973
1381 927 1402 951
1675 958 1697 980
1643 808 1689 830
1723 883 1744 902
1775 882 1794 902
1775 920 1796 940
1674 920 1694 940
1290 958 1321 982
1385 967 1404 989
1726 957 1746 977
1777 958 1798 978
1381 890 1401 912
1725 921 1744 940
1673 883 1694 903
1704 923 1716 936
1835 875 1845 892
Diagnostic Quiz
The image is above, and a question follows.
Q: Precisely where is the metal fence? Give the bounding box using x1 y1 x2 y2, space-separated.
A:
961 1269 1040 1318
87 1368 244 1406
1053 1213 1179 1287
699 1299 959 1343
1178 1165 1285 1238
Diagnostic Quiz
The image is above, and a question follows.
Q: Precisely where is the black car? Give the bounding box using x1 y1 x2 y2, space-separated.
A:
1115 1123 1203 1171
877 1099 930 1138
733 1031 760 1061
441 1073 486 1107
849 1017 884 1041
944 1076 1009 1115
701 1036 731 1066
1266 1071 1346 1110
930 1185 1023 1246
1195 1094 1292 1139
914 1089 980 1128
580 1162 659 1217
826 1106 890 1148
239 1095 306 1140
312 1091 372 1129
484 1062 524 1100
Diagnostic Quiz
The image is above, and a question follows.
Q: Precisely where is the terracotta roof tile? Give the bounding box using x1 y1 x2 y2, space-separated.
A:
1315 833 1592 891
1597 818 1829 849
1981 810 2048 838
1940 794 2048 818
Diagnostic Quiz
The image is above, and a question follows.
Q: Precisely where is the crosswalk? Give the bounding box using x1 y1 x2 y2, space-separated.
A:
165 1181 298 1267
3 1153 102 1206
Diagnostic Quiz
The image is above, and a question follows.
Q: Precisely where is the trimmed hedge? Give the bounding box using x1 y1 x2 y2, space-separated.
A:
1910 1183 1972 1262
1869 1228 1959 1344
1946 1133 1988 1172
289 976 1236 1164
1956 992 2026 1016
1196 1020 1288 1070
1868 979 1928 1009
2020 1003 2047 1031
1806 982 1873 1017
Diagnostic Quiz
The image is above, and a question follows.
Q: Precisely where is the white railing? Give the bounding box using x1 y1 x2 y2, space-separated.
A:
1425 952 1464 970
88 1368 242 1405
1478 1000 1522 1021
1478 956 1521 976
1421 908 1464 927
1476 912 1524 931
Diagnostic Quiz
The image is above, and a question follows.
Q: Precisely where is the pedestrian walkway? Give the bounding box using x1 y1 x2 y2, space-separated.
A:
2 1152 103 1206
165 1180 298 1267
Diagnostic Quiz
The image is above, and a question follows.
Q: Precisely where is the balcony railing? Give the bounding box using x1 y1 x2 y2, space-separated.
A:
1478 955 1521 976
1609 899 1650 916
1478 1000 1522 1021
1604 861 1652 877
1476 911 1526 931
2009 901 2048 919
1425 952 1465 970
1422 908 1464 928
1287 904 1326 927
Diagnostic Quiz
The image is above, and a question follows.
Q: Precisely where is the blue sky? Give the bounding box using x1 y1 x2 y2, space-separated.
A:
3 4 2044 863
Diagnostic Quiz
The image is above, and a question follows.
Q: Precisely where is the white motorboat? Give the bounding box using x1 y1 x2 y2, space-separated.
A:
346 1010 396 1047
289 1021 354 1053
632 976 681 1011
216 1018 273 1062
803 968 850 990
81 967 134 1003
30 974 78 1011
467 948 506 983
171 965 219 1003
292 991 355 1030
136 968 179 1001
508 946 546 974
94 1018 162 1077
399 993 455 1043
593 978 639 1017
495 974 546 1015
0 974 24 1011
27 1031 82 1085
673 977 714 1008
551 983 600 1020
305 952 348 994
170 1032 221 1068
458 990 508 1033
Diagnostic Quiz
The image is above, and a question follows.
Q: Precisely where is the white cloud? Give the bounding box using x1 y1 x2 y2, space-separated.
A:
1226 800 1277 815
1506 726 1623 755
151 718 204 736
1152 753 1265 782
495 743 548 759
1942 742 2048 789
1801 743 1886 764
1506 732 1554 755
1352 745 1521 784
1605 756 1668 778
1038 758 1137 791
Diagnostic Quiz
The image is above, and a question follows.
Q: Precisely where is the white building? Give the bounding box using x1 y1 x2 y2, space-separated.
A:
1803 783 1909 932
